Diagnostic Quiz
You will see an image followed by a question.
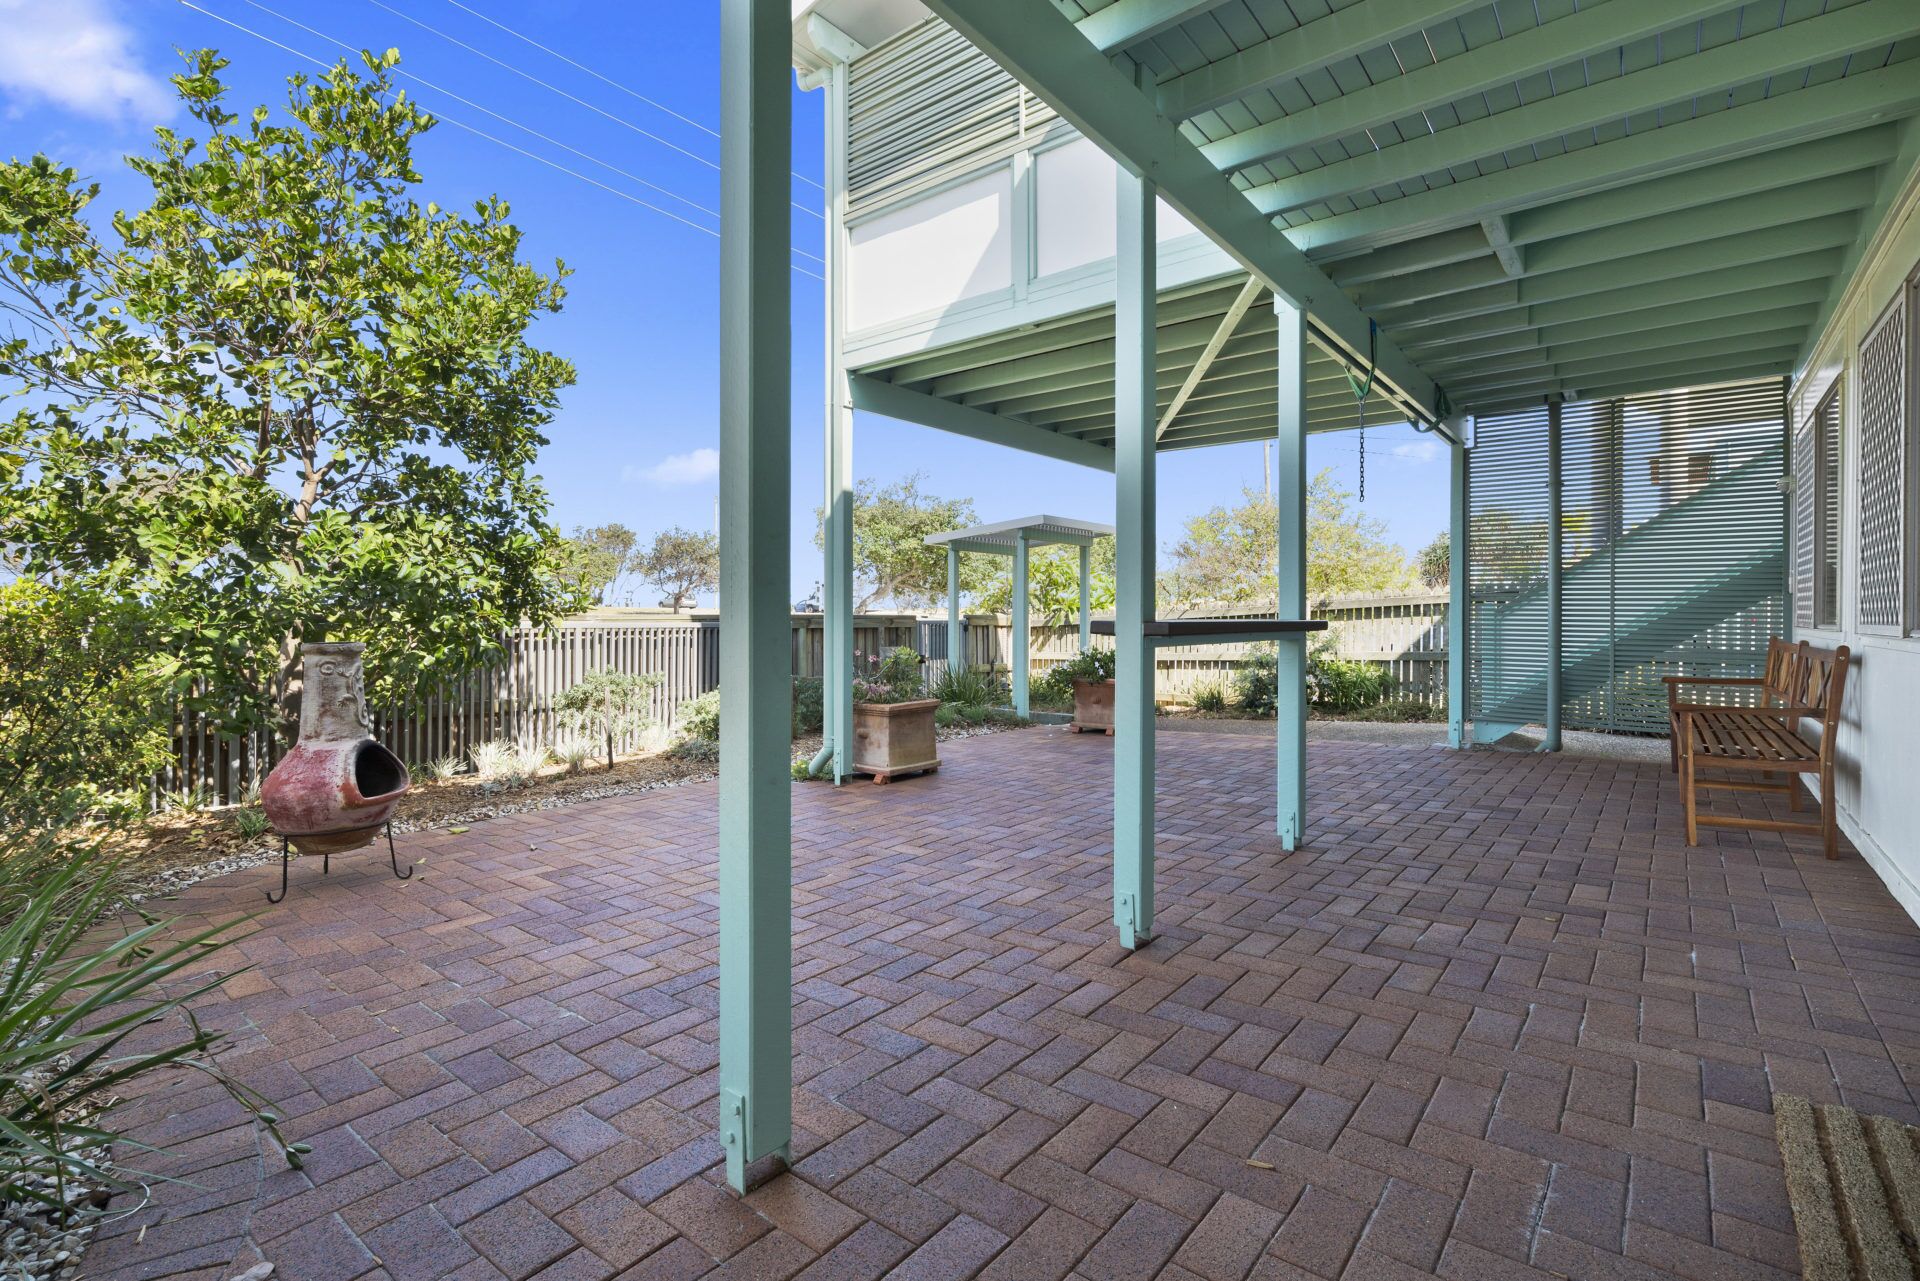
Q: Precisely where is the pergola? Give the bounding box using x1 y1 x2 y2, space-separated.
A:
716 0 1920 1190
923 514 1115 716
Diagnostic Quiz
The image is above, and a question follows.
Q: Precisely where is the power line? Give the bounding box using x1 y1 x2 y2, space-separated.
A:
177 2 825 280
436 0 828 194
362 0 825 219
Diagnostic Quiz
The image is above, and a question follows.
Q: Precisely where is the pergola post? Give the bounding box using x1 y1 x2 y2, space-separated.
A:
1078 544 1092 652
716 0 791 1195
823 56 854 784
1275 299 1307 850
1544 398 1564 753
1114 162 1156 950
1012 529 1031 717
1447 424 1470 750
947 545 962 682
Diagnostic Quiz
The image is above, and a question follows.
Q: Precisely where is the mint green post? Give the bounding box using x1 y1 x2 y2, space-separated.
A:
1011 528 1031 717
1275 299 1307 850
1078 544 1092 652
1114 162 1156 949
1543 398 1563 753
947 544 962 683
1447 425 1470 749
717 0 791 1194
822 59 855 784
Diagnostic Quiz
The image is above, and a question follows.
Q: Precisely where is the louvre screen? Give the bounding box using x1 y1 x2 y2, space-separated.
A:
1470 379 1788 736
1858 295 1908 633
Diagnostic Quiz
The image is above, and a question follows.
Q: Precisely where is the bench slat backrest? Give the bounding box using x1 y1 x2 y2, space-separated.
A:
1790 642 1851 732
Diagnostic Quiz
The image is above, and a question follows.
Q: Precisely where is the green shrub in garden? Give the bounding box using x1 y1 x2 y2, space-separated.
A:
556 670 661 770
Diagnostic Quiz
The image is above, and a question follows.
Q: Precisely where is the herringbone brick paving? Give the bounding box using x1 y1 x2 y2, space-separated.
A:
81 727 1920 1280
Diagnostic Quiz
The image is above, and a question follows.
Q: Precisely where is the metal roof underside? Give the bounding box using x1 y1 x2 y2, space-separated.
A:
925 514 1118 553
859 0 1920 454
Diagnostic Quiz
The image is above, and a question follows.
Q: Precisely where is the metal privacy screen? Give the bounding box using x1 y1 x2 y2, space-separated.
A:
1469 377 1788 736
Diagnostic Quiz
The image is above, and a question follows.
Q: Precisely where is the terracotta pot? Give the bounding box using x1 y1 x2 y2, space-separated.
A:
262 642 411 854
852 698 940 783
1071 678 1117 735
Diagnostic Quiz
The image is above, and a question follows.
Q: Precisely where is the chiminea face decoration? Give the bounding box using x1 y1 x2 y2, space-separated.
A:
262 642 411 855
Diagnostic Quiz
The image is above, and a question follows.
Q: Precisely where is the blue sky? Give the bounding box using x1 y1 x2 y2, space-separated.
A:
0 0 1450 605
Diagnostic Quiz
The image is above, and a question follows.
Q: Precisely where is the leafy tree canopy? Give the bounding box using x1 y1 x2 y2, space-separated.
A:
559 522 640 605
0 50 580 741
637 525 719 611
975 537 1116 621
1160 470 1412 607
819 474 989 611
1414 531 1450 588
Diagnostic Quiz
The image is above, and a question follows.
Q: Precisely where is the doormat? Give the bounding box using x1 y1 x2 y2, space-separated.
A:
1775 1094 1920 1279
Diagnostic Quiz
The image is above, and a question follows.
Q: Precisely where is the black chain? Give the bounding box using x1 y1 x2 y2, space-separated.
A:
1342 318 1378 505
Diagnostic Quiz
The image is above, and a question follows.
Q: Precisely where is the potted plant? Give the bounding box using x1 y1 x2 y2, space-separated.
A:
853 647 941 783
1063 647 1118 735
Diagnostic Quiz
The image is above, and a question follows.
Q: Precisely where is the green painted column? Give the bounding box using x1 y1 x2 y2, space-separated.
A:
716 0 791 1195
1078 543 1092 653
1275 299 1307 851
1448 426 1470 749
947 545 962 684
1544 398 1563 753
1012 530 1031 717
823 61 854 784
1114 163 1156 950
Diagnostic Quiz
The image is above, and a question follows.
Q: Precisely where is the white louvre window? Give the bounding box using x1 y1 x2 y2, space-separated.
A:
1858 280 1911 634
1793 413 1817 630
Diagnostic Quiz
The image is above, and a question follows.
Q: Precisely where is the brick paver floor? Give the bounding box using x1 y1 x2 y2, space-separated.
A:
82 726 1920 1280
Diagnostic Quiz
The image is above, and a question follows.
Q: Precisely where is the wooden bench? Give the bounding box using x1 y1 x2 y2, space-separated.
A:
1665 639 1850 858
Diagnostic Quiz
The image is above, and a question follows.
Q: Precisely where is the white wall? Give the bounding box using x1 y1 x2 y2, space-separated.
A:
847 168 1013 331
1789 142 1920 922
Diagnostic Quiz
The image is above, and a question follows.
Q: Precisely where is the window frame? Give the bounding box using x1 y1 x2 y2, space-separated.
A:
1810 382 1843 631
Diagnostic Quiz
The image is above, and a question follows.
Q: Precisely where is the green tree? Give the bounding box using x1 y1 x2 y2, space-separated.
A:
820 474 988 610
1414 531 1450 587
975 537 1116 621
559 522 641 605
1161 470 1412 607
637 526 719 611
0 51 578 744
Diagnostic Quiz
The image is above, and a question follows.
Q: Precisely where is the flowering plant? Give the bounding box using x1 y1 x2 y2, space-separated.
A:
853 647 927 705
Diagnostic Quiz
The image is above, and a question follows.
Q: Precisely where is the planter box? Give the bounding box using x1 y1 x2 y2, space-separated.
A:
853 698 941 783
1072 679 1117 735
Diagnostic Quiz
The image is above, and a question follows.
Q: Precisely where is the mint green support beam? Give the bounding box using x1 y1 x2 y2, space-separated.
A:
947 545 962 685
1275 299 1308 849
1447 425 1469 750
1075 0 1229 52
1011 530 1031 718
1079 545 1092 653
823 61 854 785
716 0 790 1195
1113 161 1157 951
1543 400 1563 754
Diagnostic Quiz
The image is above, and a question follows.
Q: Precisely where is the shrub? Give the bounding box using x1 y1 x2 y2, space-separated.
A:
552 736 596 774
468 740 513 779
675 689 721 743
0 581 173 829
1234 646 1279 717
232 807 271 840
506 740 549 783
934 704 959 729
932 664 1002 708
424 753 464 782
667 736 718 764
1033 648 1115 709
1309 657 1390 713
792 677 824 737
1190 681 1228 713
555 670 661 770
0 832 301 1206
853 648 925 705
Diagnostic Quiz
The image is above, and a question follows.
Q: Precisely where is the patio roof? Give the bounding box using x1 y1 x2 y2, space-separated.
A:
923 513 1117 555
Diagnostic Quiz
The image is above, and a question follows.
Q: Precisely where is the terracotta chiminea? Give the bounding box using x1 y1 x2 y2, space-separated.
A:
262 642 411 857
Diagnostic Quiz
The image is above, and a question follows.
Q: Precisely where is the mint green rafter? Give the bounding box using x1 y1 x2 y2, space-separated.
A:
1113 159 1157 952
1074 0 1229 53
717 0 791 1196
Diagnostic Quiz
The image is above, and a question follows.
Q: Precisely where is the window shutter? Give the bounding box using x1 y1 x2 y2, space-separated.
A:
1858 293 1909 632
1793 420 1816 631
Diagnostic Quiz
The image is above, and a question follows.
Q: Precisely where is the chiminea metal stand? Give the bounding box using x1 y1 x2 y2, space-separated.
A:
265 821 414 904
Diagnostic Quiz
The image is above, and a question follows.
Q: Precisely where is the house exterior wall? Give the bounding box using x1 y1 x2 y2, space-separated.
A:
1789 147 1920 922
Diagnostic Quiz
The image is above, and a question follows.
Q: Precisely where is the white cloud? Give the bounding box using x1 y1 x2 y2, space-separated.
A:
0 0 173 124
1390 439 1444 464
624 447 719 486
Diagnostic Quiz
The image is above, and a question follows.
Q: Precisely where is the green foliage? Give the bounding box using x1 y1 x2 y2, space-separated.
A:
1309 656 1391 713
932 664 1003 708
790 755 816 781
0 51 579 746
818 475 987 610
557 523 640 606
1032 647 1116 710
637 527 719 612
0 833 302 1205
1190 681 1228 713
232 807 271 840
1234 648 1280 717
555 669 661 769
674 689 722 743
853 648 926 705
975 537 1117 621
0 581 172 829
1160 472 1413 608
791 677 824 737
1414 531 1450 588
